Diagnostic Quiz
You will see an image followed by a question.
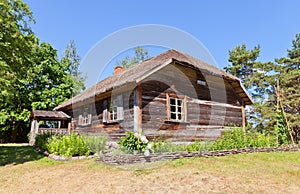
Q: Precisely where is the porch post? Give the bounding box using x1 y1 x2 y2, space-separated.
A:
29 119 39 145
68 121 71 135
241 101 246 134
134 85 142 132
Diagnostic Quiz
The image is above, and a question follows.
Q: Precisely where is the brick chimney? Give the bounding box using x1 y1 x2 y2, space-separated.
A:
114 66 124 75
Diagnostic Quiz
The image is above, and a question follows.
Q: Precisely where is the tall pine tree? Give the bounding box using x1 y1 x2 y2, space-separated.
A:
276 34 300 141
61 40 85 96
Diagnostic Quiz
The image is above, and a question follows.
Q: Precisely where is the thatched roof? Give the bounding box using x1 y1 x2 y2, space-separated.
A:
30 110 71 120
54 49 253 111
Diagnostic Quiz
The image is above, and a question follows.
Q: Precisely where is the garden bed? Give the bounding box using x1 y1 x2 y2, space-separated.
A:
98 145 299 165
33 146 97 161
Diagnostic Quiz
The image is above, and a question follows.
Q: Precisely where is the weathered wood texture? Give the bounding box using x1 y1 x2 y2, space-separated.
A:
72 89 135 140
140 62 243 141
68 62 244 141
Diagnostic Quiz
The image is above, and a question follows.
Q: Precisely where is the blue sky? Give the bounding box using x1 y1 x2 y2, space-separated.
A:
24 0 300 87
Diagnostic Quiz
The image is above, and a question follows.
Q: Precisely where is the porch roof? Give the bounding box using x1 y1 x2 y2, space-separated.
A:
30 110 71 121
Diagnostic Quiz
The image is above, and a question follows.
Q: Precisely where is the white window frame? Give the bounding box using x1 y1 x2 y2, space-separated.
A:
78 110 92 126
103 95 124 123
110 98 118 121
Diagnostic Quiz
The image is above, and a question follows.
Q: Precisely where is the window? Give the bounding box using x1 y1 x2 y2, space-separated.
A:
170 98 183 120
166 94 187 122
78 111 92 126
197 79 207 86
110 98 118 121
103 95 124 123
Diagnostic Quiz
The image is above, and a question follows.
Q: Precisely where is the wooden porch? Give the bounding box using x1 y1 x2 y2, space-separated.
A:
29 110 71 145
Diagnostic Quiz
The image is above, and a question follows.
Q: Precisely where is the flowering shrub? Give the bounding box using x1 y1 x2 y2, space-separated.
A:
118 132 152 156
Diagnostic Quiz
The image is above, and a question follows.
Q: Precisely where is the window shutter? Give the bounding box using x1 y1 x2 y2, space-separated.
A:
103 110 107 123
103 100 108 123
183 96 187 122
88 114 92 125
78 115 83 126
117 95 124 120
166 94 170 120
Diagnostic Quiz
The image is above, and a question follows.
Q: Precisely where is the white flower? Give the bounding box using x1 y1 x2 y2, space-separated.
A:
140 135 148 143
134 132 139 138
147 143 152 150
144 149 150 156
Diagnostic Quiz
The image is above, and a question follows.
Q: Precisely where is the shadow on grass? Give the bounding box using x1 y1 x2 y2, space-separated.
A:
0 145 44 166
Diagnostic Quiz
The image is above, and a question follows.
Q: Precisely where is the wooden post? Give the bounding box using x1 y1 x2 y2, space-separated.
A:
68 121 71 135
29 119 39 145
241 101 246 134
276 79 295 144
184 96 187 122
138 85 142 132
134 85 142 132
29 119 35 145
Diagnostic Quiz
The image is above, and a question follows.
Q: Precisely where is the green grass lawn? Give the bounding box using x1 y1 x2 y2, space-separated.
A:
0 144 45 166
0 144 299 193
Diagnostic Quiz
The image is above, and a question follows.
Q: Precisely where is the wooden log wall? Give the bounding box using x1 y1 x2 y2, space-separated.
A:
65 62 244 141
140 62 243 141
71 89 135 140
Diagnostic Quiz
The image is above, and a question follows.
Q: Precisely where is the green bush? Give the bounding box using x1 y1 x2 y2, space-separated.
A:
47 133 91 157
119 132 150 152
210 127 245 150
185 140 212 152
210 128 277 150
152 137 186 153
246 132 277 148
274 109 289 145
35 132 54 151
82 135 107 155
152 139 212 153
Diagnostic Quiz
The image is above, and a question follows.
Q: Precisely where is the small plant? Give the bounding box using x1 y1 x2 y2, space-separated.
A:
82 135 107 155
152 138 185 153
246 132 277 148
47 133 91 157
35 132 54 151
185 140 212 152
119 132 152 156
152 138 212 153
27 133 30 142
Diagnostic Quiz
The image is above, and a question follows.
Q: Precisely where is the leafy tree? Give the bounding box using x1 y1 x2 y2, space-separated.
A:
27 42 73 110
0 0 83 142
115 47 150 69
0 0 37 141
61 40 85 96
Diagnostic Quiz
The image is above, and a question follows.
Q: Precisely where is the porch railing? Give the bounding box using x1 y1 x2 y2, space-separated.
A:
38 128 70 135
